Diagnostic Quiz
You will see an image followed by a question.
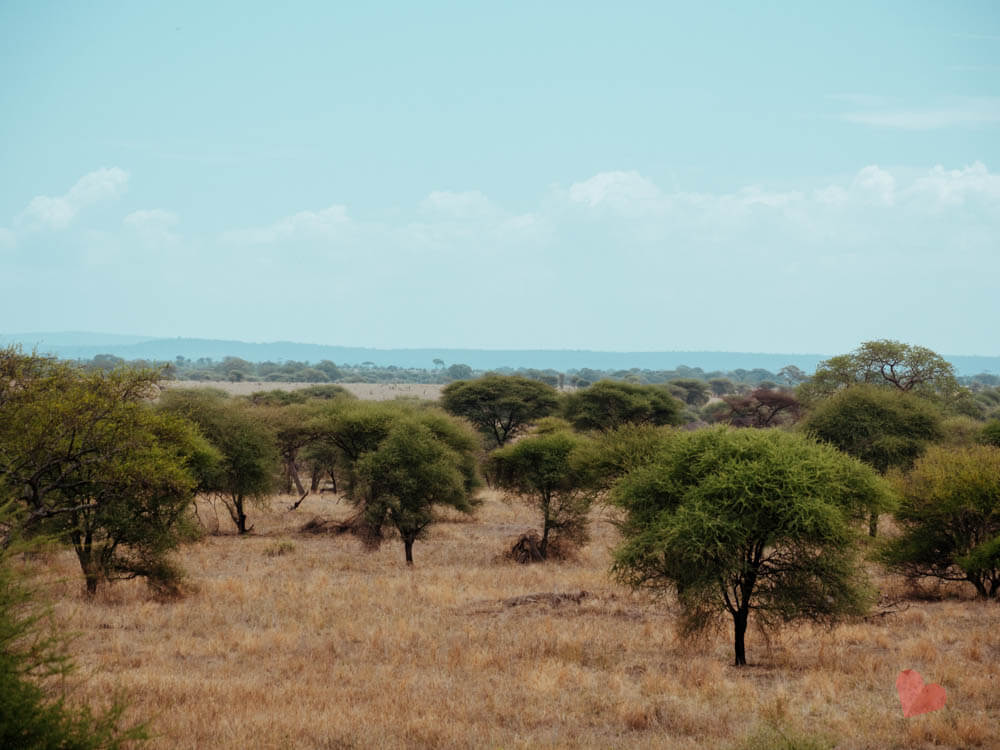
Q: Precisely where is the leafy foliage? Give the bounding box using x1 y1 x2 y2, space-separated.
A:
0 504 148 748
440 374 559 448
881 445 1000 598
490 431 600 559
355 418 478 564
716 388 801 428
1 349 216 594
798 339 965 408
157 389 278 534
611 427 890 665
980 419 1000 447
312 401 481 563
562 380 684 432
801 385 942 474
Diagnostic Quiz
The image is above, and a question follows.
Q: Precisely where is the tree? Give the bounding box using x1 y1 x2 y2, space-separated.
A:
157 389 278 534
881 445 1000 598
490 430 599 560
802 385 942 535
355 418 478 564
562 380 684 432
777 365 809 387
668 379 711 407
980 419 1000 448
1 350 216 594
708 378 735 397
441 374 559 449
799 339 964 406
446 363 473 380
0 505 149 748
716 388 801 428
611 427 890 666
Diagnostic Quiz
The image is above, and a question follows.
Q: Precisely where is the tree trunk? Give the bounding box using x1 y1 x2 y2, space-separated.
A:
73 527 100 596
235 497 249 534
733 608 749 666
404 538 414 566
868 511 879 537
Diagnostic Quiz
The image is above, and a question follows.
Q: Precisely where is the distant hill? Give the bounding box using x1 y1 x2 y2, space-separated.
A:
3 332 998 376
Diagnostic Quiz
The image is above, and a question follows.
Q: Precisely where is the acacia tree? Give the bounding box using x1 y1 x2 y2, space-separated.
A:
611 427 890 666
798 339 964 406
157 389 278 534
562 380 684 432
315 401 481 564
802 385 942 535
355 418 478 564
490 430 599 560
716 388 801 428
881 445 1000 598
440 374 559 448
1 350 217 594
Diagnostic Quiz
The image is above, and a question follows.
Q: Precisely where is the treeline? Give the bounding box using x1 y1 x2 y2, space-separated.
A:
2 338 1000 741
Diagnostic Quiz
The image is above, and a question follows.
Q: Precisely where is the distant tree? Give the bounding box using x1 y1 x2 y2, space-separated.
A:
708 378 735 397
291 367 329 382
432 358 445 369
881 445 1000 598
980 419 1000 448
315 360 343 381
441 374 559 449
611 427 890 666
776 365 809 387
490 430 599 559
562 380 684 432
157 389 278 534
668 379 711 407
717 388 802 428
802 385 942 535
799 339 964 406
354 416 480 564
446 363 473 380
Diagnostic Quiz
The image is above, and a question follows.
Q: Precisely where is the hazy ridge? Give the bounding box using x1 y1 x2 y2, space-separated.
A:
3 332 998 375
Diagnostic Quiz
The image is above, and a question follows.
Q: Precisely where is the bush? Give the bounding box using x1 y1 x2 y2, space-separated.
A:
0 506 148 748
881 444 1000 598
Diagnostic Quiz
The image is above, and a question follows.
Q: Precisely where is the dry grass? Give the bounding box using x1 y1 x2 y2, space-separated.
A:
164 381 444 401
35 491 1000 749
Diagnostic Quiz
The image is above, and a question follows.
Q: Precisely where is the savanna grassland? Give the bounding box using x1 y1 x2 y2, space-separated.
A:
164 380 446 401
37 489 1000 750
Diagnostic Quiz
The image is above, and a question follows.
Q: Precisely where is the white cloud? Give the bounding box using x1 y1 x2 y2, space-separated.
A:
905 162 1000 208
124 209 178 230
853 165 896 205
223 204 350 244
18 167 129 229
419 190 496 219
841 98 1000 130
568 170 664 213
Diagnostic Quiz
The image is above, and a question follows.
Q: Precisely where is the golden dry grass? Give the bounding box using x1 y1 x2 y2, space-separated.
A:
165 381 444 401
35 491 1000 750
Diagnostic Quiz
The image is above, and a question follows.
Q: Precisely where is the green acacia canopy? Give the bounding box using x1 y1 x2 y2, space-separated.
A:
882 444 1000 598
441 374 559 448
611 426 891 666
802 384 942 474
562 380 684 432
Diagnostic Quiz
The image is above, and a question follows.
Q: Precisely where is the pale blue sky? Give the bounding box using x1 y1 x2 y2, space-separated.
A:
2 1 998 354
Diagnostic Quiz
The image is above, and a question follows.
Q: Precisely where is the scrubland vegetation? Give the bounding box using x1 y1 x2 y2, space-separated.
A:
2 340 1000 748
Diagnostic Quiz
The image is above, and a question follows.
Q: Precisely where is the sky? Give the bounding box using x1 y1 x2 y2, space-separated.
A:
1 1 998 355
